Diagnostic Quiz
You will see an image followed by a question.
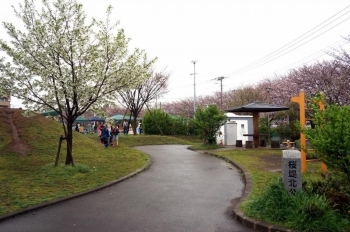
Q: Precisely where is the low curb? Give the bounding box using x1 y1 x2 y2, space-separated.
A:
0 154 153 222
197 149 297 232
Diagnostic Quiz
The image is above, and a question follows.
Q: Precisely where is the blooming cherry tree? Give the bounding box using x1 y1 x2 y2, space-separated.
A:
0 0 155 165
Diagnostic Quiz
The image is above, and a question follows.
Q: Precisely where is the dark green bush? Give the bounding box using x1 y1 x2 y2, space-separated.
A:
287 193 347 232
244 178 349 231
190 105 226 144
143 109 189 135
303 173 350 218
244 178 295 222
303 102 350 182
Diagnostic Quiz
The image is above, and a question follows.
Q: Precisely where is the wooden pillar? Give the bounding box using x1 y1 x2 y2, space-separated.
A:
253 112 259 148
318 93 327 172
291 90 307 173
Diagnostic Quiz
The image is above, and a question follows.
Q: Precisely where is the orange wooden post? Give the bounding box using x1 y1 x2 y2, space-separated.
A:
291 90 307 173
318 93 328 172
321 160 327 172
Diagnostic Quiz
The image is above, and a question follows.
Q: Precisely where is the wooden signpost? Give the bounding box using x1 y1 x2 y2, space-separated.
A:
291 90 327 173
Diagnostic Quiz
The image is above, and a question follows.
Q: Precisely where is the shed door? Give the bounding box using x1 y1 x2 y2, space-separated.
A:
224 122 237 145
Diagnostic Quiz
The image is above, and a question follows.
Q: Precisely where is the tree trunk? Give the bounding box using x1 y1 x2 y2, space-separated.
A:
133 113 138 135
65 122 75 166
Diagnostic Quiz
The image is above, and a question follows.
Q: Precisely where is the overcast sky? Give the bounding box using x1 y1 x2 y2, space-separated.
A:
1 0 350 108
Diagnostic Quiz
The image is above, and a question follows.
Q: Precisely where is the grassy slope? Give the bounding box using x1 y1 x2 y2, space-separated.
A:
1 110 325 229
0 110 194 215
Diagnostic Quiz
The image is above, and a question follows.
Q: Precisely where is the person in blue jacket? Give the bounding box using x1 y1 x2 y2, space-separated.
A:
100 124 111 148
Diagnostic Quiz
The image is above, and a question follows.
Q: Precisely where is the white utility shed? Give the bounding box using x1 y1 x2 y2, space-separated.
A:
217 113 253 146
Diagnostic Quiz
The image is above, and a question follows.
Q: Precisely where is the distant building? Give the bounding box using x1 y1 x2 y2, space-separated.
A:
0 95 10 108
217 112 253 146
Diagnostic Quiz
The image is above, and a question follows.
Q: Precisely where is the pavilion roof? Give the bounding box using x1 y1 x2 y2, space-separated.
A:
226 102 289 113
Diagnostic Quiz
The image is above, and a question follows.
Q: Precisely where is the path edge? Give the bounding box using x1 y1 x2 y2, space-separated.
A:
194 149 297 232
0 154 152 222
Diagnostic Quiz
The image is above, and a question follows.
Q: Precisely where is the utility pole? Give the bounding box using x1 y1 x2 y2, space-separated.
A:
190 60 197 116
216 76 226 110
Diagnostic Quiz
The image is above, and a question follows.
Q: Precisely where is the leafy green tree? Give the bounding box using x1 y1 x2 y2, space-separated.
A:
259 116 269 135
143 109 168 135
272 102 300 142
170 117 189 135
0 0 155 165
143 109 188 135
190 105 226 144
304 101 350 182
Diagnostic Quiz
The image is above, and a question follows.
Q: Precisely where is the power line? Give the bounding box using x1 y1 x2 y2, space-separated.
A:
163 6 350 102
160 38 349 103
271 39 349 76
242 38 349 80
166 79 213 92
225 4 350 78
166 38 349 98
167 41 345 95
229 17 350 78
226 5 350 77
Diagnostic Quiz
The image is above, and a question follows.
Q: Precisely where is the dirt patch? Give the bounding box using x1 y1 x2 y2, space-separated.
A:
259 154 282 172
1 108 32 156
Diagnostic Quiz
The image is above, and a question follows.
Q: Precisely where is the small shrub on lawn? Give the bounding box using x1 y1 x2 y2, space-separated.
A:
244 178 349 232
303 172 350 218
287 193 348 232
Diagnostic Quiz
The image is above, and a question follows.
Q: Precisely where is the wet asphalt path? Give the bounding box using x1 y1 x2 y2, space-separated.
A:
0 145 254 232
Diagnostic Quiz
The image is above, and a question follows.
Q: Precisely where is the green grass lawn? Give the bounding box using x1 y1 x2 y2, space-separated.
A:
190 143 350 231
210 149 324 201
0 111 198 215
1 110 328 230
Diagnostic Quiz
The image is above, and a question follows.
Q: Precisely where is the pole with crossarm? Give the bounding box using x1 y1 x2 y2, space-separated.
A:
191 60 197 116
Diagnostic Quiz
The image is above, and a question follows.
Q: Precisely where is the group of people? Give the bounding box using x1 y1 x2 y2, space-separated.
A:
97 123 120 148
93 120 143 148
74 123 94 134
122 120 142 135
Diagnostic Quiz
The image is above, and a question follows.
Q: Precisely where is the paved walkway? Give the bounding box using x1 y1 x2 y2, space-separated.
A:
0 145 254 232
